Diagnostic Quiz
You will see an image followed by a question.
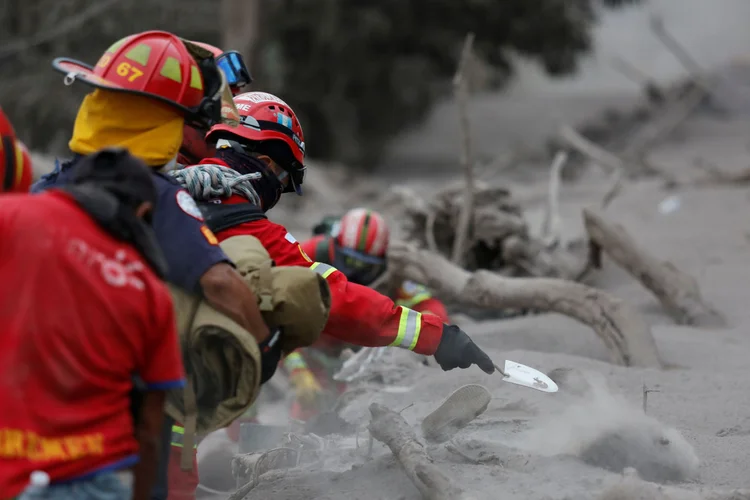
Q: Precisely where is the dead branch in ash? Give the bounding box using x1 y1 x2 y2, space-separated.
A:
583 209 725 327
368 403 474 500
451 32 477 266
390 183 586 283
692 159 750 187
598 472 750 500
540 151 569 248
387 240 662 368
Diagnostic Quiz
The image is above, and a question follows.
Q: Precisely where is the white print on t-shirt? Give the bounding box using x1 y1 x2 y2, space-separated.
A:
67 238 146 291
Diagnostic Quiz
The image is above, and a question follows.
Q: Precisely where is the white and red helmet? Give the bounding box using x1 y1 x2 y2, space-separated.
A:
335 208 389 257
206 91 305 194
331 208 389 285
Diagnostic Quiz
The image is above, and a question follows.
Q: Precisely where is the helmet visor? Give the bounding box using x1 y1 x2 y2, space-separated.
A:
332 245 386 286
216 51 253 89
182 39 240 128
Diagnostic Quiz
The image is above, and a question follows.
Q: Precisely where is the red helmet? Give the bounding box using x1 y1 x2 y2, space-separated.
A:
336 208 390 258
206 92 306 195
0 108 33 193
193 42 223 58
51 31 240 129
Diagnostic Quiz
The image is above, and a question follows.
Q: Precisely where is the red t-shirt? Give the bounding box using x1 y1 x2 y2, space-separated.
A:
0 191 185 498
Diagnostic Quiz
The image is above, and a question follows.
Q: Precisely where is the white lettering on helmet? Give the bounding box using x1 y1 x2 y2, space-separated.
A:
235 92 290 107
236 103 252 112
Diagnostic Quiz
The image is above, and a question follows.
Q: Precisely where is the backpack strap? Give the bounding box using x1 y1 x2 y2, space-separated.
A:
179 379 198 471
200 203 267 234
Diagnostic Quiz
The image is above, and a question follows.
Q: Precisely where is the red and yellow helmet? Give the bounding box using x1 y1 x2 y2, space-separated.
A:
51 31 240 129
336 208 390 258
206 92 306 194
0 108 33 193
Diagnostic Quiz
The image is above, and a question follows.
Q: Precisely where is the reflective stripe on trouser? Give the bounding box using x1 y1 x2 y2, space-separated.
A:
396 292 432 309
284 351 308 372
389 307 422 351
171 425 197 449
310 262 336 279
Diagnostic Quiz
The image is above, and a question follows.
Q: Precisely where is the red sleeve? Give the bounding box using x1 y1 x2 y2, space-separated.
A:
299 236 323 260
140 281 186 391
412 297 451 324
252 220 445 355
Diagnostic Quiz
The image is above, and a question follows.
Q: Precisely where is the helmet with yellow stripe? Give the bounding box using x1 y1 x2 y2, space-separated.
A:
51 31 239 129
0 108 33 193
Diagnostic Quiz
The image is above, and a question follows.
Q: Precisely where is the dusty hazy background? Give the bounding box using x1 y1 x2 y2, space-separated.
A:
386 0 750 174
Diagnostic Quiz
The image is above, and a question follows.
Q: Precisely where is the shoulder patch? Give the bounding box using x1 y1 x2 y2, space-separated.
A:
200 225 219 245
176 190 204 221
284 232 297 244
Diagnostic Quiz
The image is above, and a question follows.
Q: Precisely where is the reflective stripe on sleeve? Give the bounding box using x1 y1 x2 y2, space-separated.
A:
171 425 197 449
310 262 336 279
389 307 422 351
396 292 432 309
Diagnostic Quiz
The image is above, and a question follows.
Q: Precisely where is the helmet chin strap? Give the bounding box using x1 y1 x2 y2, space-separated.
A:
276 169 289 184
216 138 289 185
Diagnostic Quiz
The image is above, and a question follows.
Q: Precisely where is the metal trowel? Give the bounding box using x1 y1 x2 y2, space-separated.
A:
494 360 558 393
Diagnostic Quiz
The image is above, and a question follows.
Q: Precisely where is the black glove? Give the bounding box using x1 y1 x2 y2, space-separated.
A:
258 328 283 384
433 324 495 374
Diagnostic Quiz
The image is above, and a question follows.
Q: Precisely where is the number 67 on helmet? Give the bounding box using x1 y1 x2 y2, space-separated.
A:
51 30 240 130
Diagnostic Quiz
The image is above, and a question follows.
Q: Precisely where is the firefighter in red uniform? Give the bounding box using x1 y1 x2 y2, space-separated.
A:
0 107 34 193
302 208 450 320
170 90 495 381
288 208 452 419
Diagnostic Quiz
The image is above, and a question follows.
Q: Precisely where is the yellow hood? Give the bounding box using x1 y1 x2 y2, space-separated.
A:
69 89 185 167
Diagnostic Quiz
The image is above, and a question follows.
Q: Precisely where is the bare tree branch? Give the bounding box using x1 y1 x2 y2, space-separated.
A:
0 0 128 61
451 32 476 266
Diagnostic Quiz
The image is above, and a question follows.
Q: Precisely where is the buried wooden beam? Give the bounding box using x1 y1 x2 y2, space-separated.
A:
582 209 725 328
368 403 473 500
387 241 663 368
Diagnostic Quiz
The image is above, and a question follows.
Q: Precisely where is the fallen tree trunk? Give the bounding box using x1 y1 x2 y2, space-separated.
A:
387 241 662 367
368 403 473 500
583 209 725 327
598 473 750 500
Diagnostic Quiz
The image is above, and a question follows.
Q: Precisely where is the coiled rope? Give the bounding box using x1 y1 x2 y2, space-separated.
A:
169 164 262 206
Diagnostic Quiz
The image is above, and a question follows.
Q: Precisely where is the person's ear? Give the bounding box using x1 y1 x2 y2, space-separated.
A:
256 154 274 167
135 201 154 220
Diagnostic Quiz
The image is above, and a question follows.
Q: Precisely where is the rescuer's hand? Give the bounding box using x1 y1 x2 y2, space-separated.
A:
433 324 495 374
